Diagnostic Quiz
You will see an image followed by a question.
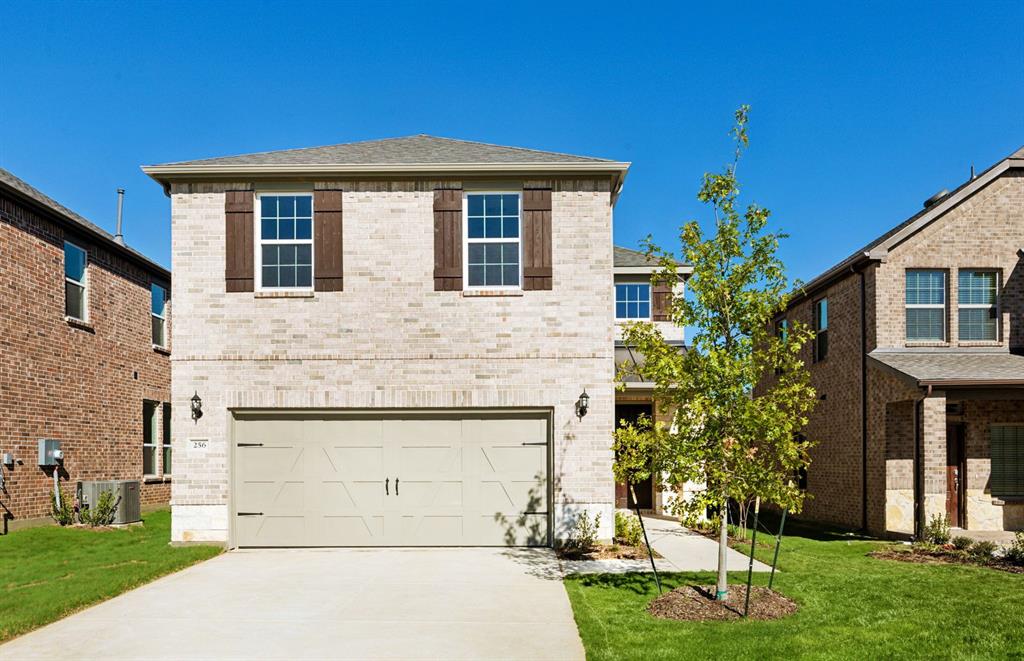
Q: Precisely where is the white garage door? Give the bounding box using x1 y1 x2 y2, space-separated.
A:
232 413 549 547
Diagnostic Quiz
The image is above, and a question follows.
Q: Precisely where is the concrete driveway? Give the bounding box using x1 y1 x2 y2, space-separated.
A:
0 548 583 661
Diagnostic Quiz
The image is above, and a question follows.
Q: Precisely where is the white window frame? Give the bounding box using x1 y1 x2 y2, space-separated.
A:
161 402 172 477
151 283 168 348
957 269 999 342
64 240 88 321
463 191 523 291
614 278 652 321
142 400 158 477
254 191 315 292
905 269 947 342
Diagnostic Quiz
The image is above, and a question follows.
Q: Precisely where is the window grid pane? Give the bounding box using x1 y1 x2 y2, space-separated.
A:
958 271 997 305
906 308 944 341
991 426 1024 498
615 284 652 319
466 194 521 288
958 308 997 341
259 194 314 289
467 241 519 287
906 270 945 305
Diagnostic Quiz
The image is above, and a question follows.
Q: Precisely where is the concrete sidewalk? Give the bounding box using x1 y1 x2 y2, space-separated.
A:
643 516 773 572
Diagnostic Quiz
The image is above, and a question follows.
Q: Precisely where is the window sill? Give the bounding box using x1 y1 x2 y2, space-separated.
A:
65 316 95 332
957 341 1002 348
143 475 172 484
461 289 524 298
255 291 315 299
904 341 949 348
992 497 1024 506
153 345 171 356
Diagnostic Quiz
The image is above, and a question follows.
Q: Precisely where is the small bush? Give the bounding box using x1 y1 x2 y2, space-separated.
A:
615 511 644 547
922 514 951 545
79 490 118 527
49 487 75 526
911 540 939 554
968 540 997 561
951 536 973 551
565 512 601 554
1003 532 1024 566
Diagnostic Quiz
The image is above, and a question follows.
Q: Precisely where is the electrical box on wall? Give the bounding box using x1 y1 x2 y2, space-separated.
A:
38 439 62 467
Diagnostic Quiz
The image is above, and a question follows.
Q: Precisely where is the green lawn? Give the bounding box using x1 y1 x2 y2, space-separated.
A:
564 523 1024 660
0 510 221 643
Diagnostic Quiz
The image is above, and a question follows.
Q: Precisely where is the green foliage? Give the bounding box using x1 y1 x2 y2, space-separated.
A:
922 514 951 545
951 535 973 551
1004 532 1024 566
614 511 644 547
564 512 601 554
49 487 74 526
79 490 117 527
612 106 818 596
968 540 997 561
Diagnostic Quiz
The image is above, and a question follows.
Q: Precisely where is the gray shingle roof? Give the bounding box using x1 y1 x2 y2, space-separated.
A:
614 245 688 268
868 350 1024 385
0 168 169 278
155 134 617 167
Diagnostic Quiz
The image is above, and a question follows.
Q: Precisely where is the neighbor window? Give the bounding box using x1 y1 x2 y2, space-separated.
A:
774 318 789 375
143 401 158 475
161 403 172 475
465 193 520 288
991 425 1024 498
615 283 651 319
905 270 946 341
258 194 313 289
958 270 998 341
151 283 168 347
64 241 87 320
813 298 828 362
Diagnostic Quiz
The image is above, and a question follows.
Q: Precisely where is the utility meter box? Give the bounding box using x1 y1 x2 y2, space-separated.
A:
38 439 62 466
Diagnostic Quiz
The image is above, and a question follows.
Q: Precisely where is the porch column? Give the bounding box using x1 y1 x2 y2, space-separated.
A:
921 392 947 524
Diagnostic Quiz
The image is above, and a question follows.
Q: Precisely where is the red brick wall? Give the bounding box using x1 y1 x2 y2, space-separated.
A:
0 191 171 523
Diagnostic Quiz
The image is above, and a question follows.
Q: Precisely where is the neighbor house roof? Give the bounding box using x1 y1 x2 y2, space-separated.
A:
142 135 631 201
868 350 1024 387
0 168 170 279
789 145 1024 306
613 245 691 274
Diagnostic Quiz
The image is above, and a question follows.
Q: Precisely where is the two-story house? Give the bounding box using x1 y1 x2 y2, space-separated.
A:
762 146 1024 538
143 135 631 547
0 168 172 529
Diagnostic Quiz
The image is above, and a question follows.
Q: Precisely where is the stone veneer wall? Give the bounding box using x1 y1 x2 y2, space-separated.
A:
169 179 616 544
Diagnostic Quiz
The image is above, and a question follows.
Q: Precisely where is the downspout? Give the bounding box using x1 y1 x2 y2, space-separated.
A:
912 384 933 538
859 267 868 532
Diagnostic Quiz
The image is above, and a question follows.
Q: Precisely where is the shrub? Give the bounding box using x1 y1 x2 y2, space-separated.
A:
1004 532 1024 566
911 540 939 554
79 490 117 527
565 512 601 554
969 540 997 561
49 487 75 526
922 514 951 545
615 511 644 547
951 536 973 551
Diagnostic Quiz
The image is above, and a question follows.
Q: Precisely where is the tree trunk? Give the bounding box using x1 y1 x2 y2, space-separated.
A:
716 502 729 600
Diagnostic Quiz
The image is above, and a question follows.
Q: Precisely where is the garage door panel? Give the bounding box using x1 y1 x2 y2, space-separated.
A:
322 445 385 475
399 480 463 508
320 515 385 545
402 515 463 545
480 446 546 475
236 446 303 480
239 515 307 546
320 480 386 510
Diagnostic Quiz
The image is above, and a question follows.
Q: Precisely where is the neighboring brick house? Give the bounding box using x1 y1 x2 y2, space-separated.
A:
0 169 172 527
143 135 631 547
760 146 1024 537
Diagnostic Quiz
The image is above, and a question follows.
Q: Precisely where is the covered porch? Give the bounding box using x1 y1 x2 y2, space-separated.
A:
871 351 1024 536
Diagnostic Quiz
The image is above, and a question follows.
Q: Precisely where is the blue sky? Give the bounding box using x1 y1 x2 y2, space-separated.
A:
2 1 1022 280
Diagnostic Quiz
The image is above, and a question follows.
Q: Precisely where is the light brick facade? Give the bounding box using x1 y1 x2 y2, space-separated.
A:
168 179 617 545
0 181 171 526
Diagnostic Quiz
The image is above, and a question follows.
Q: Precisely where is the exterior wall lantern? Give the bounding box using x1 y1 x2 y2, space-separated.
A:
190 391 203 422
576 389 590 419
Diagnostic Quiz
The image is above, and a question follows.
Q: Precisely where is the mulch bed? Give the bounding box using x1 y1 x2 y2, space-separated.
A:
558 543 662 561
869 547 1024 574
648 584 798 622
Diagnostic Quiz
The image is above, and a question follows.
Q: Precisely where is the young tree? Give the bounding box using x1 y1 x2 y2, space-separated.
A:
613 106 817 601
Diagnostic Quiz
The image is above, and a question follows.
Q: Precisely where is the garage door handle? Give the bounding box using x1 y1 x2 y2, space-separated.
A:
237 512 263 516
521 442 547 446
385 478 389 495
237 443 263 447
395 478 399 495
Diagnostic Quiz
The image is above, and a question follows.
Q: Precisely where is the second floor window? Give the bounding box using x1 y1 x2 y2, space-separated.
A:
774 318 788 374
466 193 520 288
151 283 168 347
813 298 828 362
958 270 998 341
258 194 313 290
615 283 651 320
906 270 946 341
64 241 87 320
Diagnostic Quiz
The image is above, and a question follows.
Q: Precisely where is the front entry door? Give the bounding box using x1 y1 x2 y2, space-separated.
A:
946 423 965 527
614 403 654 510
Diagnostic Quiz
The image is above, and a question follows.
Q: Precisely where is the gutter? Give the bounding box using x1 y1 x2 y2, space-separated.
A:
858 266 868 532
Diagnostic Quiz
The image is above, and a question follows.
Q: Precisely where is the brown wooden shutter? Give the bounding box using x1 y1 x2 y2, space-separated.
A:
314 189 344 291
433 187 463 291
521 187 552 290
225 190 254 292
651 281 673 321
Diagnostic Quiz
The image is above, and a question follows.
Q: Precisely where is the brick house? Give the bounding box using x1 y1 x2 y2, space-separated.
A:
761 146 1024 537
143 135 633 547
0 168 172 528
